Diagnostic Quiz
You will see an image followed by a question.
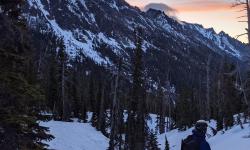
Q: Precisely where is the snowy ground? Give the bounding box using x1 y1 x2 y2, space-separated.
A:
40 114 250 150
157 122 250 150
40 121 109 150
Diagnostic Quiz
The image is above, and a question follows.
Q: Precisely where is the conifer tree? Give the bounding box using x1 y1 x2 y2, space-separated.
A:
91 81 102 128
77 51 87 122
215 59 225 131
146 130 160 150
157 85 166 134
47 41 59 115
126 28 148 150
71 55 81 118
0 3 52 149
57 39 70 121
0 0 24 19
223 62 237 129
216 115 224 131
175 87 194 130
164 136 170 150
109 58 124 150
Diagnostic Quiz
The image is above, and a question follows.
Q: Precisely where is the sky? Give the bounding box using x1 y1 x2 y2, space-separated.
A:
125 0 248 43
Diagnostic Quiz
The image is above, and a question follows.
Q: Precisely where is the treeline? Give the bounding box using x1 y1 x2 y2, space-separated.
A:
174 59 249 131
24 26 250 150
1 1 250 150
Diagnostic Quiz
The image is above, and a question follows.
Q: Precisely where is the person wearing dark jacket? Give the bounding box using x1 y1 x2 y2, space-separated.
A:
181 120 211 150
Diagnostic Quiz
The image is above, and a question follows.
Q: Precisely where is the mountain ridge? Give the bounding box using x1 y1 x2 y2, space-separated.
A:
23 0 249 89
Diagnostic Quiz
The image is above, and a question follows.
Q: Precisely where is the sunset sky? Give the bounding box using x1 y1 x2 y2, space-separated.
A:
125 0 248 43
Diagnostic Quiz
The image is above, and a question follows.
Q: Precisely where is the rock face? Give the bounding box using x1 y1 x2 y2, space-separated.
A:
23 0 249 89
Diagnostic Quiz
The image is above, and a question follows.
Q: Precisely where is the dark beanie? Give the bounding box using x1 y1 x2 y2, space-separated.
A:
195 120 208 134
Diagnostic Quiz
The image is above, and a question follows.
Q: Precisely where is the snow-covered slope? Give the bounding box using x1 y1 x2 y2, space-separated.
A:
41 115 250 150
40 121 109 150
24 0 248 63
158 122 250 150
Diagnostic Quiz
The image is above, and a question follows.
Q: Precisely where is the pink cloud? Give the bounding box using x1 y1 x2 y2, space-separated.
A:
176 2 232 12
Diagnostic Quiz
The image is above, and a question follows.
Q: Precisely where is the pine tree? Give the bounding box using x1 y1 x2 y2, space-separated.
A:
126 28 148 150
175 87 194 130
164 136 170 150
0 4 52 149
157 86 166 134
57 39 70 121
47 42 59 115
91 81 101 128
216 115 224 131
242 71 250 121
216 59 224 131
78 51 87 122
146 130 160 150
223 62 237 129
0 0 24 19
98 80 107 134
109 58 124 150
71 55 81 118
89 76 95 112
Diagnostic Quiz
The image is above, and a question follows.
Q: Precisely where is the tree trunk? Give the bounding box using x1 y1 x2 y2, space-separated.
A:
98 83 105 132
109 64 120 149
247 0 250 45
206 54 212 119
62 62 66 120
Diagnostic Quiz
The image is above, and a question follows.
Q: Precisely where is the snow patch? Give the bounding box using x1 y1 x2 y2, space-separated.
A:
40 121 109 150
192 24 241 58
27 0 110 65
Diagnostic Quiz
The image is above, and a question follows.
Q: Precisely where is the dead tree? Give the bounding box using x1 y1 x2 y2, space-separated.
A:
232 0 250 45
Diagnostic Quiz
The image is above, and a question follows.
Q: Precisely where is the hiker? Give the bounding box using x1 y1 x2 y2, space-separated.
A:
181 120 211 150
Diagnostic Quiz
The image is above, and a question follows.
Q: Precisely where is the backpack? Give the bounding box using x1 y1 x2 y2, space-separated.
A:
181 135 200 150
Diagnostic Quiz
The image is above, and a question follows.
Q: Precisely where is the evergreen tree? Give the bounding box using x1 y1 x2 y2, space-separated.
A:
77 51 87 122
91 81 101 128
71 55 81 118
215 59 224 131
146 130 160 150
126 28 148 150
164 136 170 150
89 75 95 112
57 40 71 121
109 58 124 150
0 4 52 149
216 115 224 131
98 80 107 135
223 62 237 129
157 86 166 134
242 70 250 121
0 0 23 19
175 87 195 130
47 41 59 115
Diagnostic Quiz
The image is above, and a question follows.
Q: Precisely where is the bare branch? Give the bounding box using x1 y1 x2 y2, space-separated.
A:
236 8 248 12
235 33 248 39
238 21 248 22
237 15 248 19
232 1 248 7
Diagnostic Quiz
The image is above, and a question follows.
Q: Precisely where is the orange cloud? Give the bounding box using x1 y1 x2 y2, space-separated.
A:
175 2 232 12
